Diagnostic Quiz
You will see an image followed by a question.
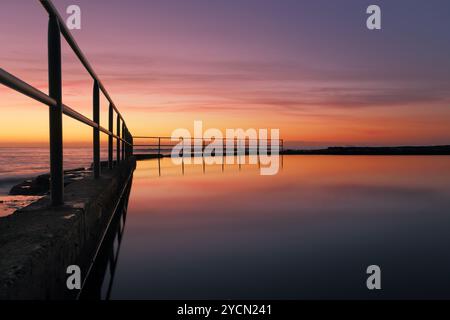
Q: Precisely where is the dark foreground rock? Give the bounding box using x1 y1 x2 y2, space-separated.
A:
9 168 91 196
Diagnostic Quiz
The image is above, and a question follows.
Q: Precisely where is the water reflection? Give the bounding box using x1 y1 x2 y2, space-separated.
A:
146 155 284 177
78 177 133 300
111 156 450 299
76 157 269 300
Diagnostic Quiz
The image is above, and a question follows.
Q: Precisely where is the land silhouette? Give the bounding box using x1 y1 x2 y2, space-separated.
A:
282 145 450 155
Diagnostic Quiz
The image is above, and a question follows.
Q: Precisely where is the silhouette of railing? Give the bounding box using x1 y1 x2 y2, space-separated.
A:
133 136 284 157
0 0 133 206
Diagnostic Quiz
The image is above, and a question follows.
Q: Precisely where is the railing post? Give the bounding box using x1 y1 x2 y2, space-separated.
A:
124 126 127 159
158 137 161 156
127 129 130 158
122 123 125 161
256 138 259 155
93 81 100 178
108 103 113 169
181 137 184 158
202 139 205 157
48 14 64 206
130 135 134 156
116 117 121 165
128 131 132 157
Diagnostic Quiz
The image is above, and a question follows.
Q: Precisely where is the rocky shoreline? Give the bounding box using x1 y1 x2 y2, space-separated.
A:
0 167 92 217
8 167 91 196
282 145 450 155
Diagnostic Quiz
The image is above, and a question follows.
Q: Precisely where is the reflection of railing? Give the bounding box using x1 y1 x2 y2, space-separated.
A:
133 136 284 156
0 0 133 206
78 174 133 300
148 155 283 177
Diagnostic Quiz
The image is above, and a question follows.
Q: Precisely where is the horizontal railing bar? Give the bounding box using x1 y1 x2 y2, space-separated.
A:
0 68 131 146
62 105 131 144
63 105 130 145
134 145 175 147
133 145 268 147
0 68 57 107
133 136 282 141
120 139 133 146
62 104 98 128
39 0 126 126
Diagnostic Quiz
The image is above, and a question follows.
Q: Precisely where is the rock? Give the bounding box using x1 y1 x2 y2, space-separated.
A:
9 180 48 196
9 168 90 196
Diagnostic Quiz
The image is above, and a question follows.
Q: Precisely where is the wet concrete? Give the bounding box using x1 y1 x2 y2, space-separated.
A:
0 158 136 300
0 196 44 217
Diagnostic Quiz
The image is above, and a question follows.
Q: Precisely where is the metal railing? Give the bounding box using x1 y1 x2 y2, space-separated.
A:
0 0 133 206
133 136 284 156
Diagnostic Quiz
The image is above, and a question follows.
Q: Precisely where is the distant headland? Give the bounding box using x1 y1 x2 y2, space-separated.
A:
282 145 450 155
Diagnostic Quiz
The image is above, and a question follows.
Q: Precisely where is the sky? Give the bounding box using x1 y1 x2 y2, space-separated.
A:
0 0 450 147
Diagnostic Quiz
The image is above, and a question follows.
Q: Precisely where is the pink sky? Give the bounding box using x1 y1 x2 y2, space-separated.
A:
1 0 450 147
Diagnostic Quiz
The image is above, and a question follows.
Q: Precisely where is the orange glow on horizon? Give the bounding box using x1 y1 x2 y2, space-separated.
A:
1 66 450 148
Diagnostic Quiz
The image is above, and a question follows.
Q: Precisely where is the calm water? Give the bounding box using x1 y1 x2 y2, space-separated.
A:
108 155 450 299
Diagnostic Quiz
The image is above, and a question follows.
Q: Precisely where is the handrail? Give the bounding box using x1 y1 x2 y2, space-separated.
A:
134 136 283 142
39 0 126 126
133 136 284 156
0 0 133 206
0 69 131 145
0 68 57 107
